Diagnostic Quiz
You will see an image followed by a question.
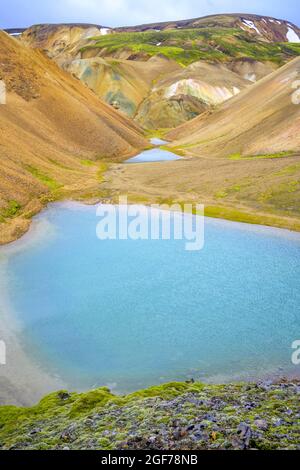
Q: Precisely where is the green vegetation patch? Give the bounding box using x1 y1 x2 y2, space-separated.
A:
97 162 108 183
0 200 21 220
80 159 96 166
202 204 300 231
25 165 62 191
229 151 294 160
1 380 299 450
80 28 300 66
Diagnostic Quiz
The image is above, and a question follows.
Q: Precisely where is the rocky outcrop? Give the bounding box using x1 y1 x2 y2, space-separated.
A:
136 61 250 128
21 23 112 58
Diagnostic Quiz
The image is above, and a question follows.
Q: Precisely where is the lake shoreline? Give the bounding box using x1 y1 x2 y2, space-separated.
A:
1 194 300 247
0 219 65 406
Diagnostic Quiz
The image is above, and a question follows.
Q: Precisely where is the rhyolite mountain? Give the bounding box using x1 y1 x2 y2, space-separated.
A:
19 14 300 128
0 30 147 244
167 57 300 157
116 13 300 41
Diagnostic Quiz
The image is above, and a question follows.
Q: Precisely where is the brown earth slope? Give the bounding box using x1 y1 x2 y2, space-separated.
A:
0 31 147 244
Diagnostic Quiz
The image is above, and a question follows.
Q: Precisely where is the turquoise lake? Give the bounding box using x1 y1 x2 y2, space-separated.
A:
1 202 300 393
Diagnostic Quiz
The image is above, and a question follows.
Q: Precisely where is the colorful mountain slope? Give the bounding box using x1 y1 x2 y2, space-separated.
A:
20 15 300 129
167 57 300 156
116 13 300 44
0 31 147 244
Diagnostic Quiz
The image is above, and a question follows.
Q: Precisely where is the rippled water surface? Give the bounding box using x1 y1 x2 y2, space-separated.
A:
1 203 300 392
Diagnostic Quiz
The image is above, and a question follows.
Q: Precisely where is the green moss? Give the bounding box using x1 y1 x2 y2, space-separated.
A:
1 200 21 219
145 129 170 139
158 145 185 156
125 382 205 403
203 205 283 227
80 159 95 167
231 185 241 192
25 165 62 191
70 388 116 417
97 162 108 183
273 164 300 176
1 381 299 450
215 190 228 199
98 437 113 449
229 151 294 160
80 28 300 66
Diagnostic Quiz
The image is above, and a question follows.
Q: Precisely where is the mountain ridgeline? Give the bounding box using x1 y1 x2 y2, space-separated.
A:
18 14 300 129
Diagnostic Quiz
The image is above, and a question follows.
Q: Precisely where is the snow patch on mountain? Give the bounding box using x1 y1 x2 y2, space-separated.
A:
100 28 111 35
286 27 300 43
242 20 261 35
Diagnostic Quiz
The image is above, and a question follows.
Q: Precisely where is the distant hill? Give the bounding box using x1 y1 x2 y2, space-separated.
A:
116 13 300 43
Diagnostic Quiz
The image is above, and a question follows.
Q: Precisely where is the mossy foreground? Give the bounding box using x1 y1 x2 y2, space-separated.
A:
0 380 299 450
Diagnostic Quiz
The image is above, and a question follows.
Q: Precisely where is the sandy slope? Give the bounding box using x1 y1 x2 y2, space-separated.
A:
0 31 147 244
167 57 300 156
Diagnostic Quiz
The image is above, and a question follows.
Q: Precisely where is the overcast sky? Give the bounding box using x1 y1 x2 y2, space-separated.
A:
1 0 300 29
